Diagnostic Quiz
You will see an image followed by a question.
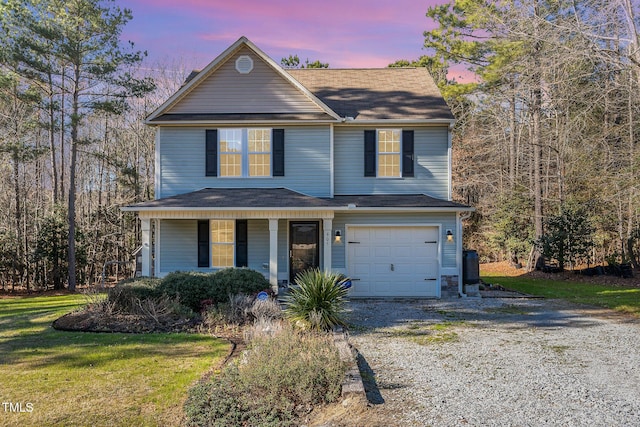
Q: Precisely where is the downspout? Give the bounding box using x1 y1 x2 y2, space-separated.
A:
457 211 473 297
447 123 453 201
330 123 335 198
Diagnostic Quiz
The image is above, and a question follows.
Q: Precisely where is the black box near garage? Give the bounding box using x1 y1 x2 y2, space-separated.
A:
463 250 480 285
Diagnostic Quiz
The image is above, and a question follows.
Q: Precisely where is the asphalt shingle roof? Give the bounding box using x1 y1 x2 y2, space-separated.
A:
126 188 471 210
287 68 453 121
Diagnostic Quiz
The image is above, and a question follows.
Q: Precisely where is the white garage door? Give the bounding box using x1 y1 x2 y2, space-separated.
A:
347 226 440 297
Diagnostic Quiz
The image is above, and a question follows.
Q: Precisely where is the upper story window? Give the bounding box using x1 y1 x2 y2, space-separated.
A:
364 129 414 178
377 129 401 178
219 128 271 177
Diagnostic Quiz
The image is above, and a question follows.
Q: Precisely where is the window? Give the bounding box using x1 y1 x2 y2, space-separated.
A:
219 129 243 177
248 129 271 177
211 220 234 268
219 128 271 177
364 129 414 178
377 129 401 177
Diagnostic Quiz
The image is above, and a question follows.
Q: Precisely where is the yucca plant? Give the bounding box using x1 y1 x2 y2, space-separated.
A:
283 269 348 331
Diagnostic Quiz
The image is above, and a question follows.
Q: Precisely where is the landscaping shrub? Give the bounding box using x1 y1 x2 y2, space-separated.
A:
203 295 282 329
108 277 162 312
250 298 283 322
283 269 348 330
211 267 270 299
202 294 254 327
156 268 270 312
155 272 214 312
184 322 346 426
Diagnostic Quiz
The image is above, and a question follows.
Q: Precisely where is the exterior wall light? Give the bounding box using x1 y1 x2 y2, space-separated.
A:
446 229 454 243
334 230 342 244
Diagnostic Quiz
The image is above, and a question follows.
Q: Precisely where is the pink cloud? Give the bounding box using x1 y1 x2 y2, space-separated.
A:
124 0 442 68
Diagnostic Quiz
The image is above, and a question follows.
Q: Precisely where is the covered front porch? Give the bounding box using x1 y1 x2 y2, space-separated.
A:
125 188 341 294
137 215 337 293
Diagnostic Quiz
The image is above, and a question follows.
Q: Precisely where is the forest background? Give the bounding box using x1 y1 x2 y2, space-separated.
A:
0 0 638 290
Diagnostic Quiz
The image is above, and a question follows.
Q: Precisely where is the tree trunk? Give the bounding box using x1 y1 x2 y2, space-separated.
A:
67 64 80 292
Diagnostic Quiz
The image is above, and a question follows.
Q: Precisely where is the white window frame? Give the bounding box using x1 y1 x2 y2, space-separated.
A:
377 129 402 178
219 128 272 178
210 220 235 268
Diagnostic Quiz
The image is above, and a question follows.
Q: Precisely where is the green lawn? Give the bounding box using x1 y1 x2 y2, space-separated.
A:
0 294 230 427
482 275 640 317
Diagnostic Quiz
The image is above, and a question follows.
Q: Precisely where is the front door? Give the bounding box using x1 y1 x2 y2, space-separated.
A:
289 221 320 284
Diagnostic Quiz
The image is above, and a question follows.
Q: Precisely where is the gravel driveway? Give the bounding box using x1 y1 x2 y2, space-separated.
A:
343 298 640 427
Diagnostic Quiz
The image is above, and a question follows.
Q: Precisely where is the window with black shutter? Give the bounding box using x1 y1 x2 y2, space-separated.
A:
197 220 210 267
365 129 414 178
272 129 285 176
402 130 414 177
364 130 376 177
205 130 218 176
235 220 248 267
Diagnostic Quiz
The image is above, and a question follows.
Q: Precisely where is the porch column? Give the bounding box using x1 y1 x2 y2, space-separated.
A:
141 218 151 277
269 219 279 293
323 218 333 272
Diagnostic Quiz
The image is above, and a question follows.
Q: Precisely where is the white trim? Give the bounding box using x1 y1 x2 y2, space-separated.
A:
154 219 161 278
125 206 474 214
376 128 402 179
140 219 151 276
268 219 279 293
339 119 456 126
218 128 273 178
235 55 254 74
323 218 333 271
154 129 161 199
146 119 338 126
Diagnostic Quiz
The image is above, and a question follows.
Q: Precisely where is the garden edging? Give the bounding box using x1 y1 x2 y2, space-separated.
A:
333 327 366 404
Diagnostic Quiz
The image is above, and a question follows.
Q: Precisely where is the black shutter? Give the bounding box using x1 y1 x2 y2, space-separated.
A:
402 130 414 177
197 220 209 268
364 130 376 177
235 220 248 268
272 129 285 176
205 129 217 177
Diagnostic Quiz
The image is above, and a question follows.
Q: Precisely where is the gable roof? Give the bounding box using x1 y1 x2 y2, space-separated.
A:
146 37 341 124
146 36 454 125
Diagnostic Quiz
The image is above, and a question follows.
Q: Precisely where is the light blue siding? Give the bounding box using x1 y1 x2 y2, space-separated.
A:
247 220 270 274
158 126 331 198
159 220 204 273
158 219 290 276
334 126 450 199
331 212 457 269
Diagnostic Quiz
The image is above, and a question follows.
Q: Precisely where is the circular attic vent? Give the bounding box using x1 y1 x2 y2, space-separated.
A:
235 55 254 74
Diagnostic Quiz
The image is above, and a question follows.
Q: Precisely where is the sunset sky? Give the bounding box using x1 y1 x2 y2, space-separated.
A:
121 0 470 79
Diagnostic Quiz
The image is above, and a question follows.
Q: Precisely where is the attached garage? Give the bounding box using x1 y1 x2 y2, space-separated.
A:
346 225 440 297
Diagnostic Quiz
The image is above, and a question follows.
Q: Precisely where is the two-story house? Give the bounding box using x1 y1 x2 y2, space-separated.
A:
124 36 473 298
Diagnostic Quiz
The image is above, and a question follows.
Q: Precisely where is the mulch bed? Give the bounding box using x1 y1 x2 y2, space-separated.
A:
52 309 200 334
